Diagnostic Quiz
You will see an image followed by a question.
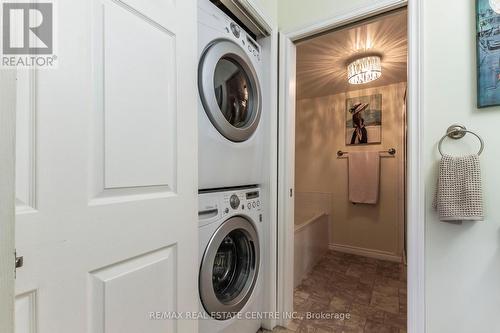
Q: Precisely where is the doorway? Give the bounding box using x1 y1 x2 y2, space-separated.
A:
276 1 424 332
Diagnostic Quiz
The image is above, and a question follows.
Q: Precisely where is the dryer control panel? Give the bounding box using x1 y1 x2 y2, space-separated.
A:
224 21 261 62
199 0 262 63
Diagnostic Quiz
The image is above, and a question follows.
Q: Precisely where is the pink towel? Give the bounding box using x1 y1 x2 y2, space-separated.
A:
348 151 380 204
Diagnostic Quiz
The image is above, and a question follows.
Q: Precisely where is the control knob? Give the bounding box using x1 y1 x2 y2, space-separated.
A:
230 22 241 38
229 194 240 209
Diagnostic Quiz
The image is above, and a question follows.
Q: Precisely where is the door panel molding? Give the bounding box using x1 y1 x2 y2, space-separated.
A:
15 290 38 333
89 0 178 202
15 69 38 213
89 245 177 333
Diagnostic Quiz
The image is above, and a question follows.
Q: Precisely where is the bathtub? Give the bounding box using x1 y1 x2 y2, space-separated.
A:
294 192 331 287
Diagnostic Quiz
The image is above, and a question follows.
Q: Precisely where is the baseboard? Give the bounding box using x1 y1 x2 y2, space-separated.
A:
328 243 402 263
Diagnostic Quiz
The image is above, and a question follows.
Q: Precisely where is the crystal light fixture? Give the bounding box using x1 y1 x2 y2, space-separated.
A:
347 56 382 85
490 0 500 14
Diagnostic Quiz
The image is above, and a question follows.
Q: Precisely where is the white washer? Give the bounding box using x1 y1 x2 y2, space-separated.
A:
198 187 263 333
198 0 265 190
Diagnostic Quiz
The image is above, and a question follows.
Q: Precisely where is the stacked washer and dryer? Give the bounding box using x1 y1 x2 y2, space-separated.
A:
197 1 266 332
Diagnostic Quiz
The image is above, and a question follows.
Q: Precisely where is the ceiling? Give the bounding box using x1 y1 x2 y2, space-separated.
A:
296 9 408 100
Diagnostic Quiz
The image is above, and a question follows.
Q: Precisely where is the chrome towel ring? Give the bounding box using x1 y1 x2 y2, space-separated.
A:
438 124 484 156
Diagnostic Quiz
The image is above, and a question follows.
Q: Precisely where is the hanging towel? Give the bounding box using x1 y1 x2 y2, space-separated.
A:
348 151 380 204
433 154 484 221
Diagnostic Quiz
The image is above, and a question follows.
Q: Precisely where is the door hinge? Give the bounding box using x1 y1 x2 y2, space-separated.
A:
290 188 293 197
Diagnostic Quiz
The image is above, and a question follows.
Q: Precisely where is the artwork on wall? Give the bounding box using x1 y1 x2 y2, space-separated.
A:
476 0 500 107
346 94 382 145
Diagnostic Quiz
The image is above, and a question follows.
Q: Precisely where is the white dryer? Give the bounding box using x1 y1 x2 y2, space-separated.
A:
198 187 263 333
198 0 265 190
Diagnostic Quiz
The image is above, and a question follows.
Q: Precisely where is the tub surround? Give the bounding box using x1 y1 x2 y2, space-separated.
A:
294 192 331 286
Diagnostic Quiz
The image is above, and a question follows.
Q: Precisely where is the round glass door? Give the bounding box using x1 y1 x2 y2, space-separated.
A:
199 216 260 320
199 40 262 142
213 57 253 129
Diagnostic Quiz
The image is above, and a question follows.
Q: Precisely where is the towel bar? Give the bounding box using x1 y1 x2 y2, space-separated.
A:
438 124 484 156
337 148 396 157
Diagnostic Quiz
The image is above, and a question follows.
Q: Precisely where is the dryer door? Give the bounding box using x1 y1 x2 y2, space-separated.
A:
199 40 262 142
199 216 260 320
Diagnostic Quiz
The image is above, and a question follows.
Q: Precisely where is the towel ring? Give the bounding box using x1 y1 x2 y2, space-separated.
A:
438 124 484 156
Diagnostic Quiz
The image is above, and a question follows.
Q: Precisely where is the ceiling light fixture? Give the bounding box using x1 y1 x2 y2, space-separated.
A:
347 56 382 85
490 0 500 14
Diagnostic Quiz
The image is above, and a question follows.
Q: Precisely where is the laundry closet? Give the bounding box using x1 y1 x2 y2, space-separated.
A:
196 1 276 332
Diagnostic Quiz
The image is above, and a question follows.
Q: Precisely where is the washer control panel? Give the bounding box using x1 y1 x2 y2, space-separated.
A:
199 188 263 227
222 189 262 217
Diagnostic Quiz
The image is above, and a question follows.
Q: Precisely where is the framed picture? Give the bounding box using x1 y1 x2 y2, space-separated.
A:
345 94 382 145
476 0 500 107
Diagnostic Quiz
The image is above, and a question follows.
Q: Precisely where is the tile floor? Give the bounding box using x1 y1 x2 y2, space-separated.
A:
259 250 407 333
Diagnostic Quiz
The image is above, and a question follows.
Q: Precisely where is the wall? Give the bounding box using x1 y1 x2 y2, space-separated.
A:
295 83 406 259
423 1 500 332
277 0 383 31
280 0 500 332
249 0 278 24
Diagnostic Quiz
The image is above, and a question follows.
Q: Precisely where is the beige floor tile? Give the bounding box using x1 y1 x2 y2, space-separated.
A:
288 250 407 333
370 291 400 314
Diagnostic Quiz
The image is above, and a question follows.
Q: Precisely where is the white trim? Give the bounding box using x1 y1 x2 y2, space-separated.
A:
260 22 279 333
0 69 17 333
277 32 296 328
328 243 402 263
407 0 425 332
277 1 425 332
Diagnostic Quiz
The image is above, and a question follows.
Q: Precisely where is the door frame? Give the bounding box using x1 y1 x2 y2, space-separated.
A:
276 0 425 332
0 69 17 333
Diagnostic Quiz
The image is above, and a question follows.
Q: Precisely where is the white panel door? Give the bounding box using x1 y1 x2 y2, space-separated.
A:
14 0 198 332
1 69 17 333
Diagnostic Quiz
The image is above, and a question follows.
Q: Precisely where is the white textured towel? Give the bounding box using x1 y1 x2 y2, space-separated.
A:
434 154 484 221
348 151 380 204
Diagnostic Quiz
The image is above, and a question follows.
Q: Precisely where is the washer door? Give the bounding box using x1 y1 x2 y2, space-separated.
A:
199 216 260 320
199 39 262 142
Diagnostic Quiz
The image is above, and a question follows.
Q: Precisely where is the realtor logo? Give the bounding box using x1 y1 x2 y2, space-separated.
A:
1 1 57 67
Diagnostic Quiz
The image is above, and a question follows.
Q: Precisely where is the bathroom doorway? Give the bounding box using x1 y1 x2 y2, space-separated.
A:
276 5 413 333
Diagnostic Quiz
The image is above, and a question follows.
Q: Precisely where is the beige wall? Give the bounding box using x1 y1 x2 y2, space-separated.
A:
277 0 384 31
282 0 500 331
295 82 406 257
